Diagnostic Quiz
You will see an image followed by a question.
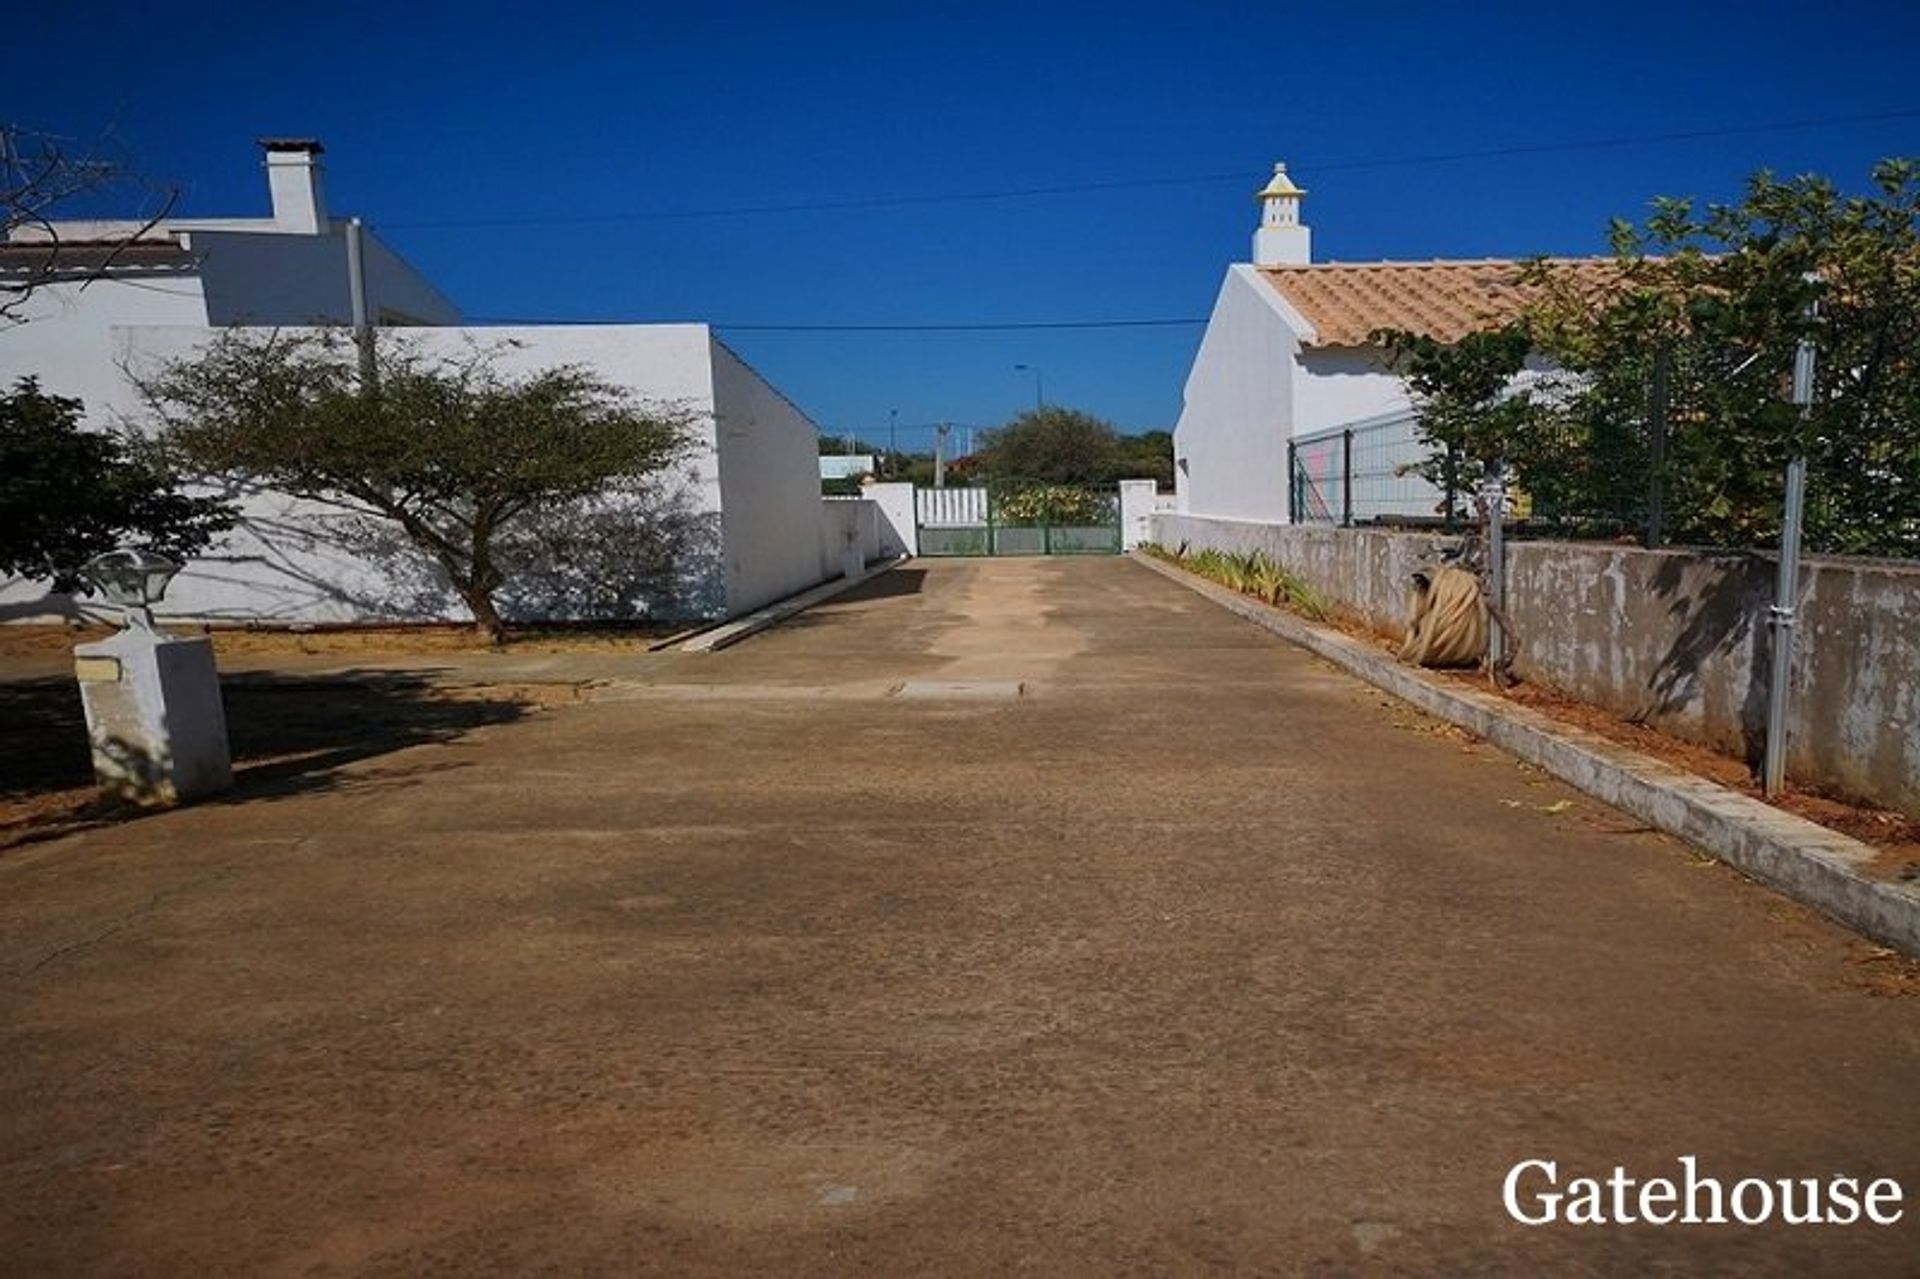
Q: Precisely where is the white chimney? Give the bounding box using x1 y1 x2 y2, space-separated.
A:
259 138 329 234
1252 162 1310 266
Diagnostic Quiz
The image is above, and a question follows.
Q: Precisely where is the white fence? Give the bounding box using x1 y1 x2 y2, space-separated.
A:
915 487 989 527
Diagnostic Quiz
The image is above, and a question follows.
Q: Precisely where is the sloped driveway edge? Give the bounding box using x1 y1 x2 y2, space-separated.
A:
677 556 911 653
1130 551 1920 955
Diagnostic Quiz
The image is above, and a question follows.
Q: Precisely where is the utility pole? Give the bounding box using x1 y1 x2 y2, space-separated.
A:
934 422 950 488
1763 301 1819 798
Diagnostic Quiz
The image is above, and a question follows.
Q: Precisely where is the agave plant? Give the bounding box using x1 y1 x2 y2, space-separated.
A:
1249 556 1288 606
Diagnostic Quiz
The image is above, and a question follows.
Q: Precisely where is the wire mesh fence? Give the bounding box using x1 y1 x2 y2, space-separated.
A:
1288 389 1920 562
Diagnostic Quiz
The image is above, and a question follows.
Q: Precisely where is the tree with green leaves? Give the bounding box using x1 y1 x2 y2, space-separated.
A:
1527 158 1920 553
139 331 693 642
0 378 233 591
1373 321 1541 521
974 406 1169 486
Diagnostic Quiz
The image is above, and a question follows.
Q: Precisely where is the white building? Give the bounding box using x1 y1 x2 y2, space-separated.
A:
2 140 848 624
2 139 459 415
1173 163 1610 522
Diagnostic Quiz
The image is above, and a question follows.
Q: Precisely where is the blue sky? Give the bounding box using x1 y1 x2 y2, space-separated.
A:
18 0 1920 445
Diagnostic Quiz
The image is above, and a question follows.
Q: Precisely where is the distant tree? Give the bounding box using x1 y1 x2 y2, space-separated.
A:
0 378 234 591
974 406 1127 484
139 331 693 643
1114 428 1175 489
2 124 178 324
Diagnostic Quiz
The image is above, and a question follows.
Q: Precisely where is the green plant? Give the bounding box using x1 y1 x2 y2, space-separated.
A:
1527 159 1920 553
993 483 1112 526
0 377 234 591
1163 543 1329 622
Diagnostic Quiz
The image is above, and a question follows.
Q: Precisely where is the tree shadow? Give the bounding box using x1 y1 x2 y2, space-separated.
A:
0 669 533 848
11 478 729 628
1641 551 1775 770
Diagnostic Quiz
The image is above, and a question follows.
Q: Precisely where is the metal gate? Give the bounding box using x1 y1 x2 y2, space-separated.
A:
914 482 1121 557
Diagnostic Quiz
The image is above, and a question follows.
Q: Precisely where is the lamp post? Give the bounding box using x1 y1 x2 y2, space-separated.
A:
80 548 181 633
71 547 231 804
1014 363 1043 411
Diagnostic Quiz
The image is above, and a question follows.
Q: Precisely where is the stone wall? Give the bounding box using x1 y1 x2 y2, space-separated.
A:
1153 514 1920 817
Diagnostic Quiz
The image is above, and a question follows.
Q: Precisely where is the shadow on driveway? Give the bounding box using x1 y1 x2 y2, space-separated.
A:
0 669 534 848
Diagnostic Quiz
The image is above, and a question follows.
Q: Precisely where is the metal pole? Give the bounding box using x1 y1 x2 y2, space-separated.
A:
1485 460 1507 670
1646 348 1669 548
1763 324 1817 797
1444 445 1460 531
1014 364 1042 411
934 422 949 489
345 216 375 388
1287 439 1299 524
1341 428 1354 527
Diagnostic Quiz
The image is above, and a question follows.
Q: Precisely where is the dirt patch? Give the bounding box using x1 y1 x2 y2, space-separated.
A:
1425 669 1920 878
0 621 677 662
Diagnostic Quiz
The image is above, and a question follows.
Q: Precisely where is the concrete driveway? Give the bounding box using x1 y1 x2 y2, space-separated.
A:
3 557 1916 1274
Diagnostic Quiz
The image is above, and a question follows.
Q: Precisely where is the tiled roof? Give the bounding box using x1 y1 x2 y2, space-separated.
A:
1258 258 1621 348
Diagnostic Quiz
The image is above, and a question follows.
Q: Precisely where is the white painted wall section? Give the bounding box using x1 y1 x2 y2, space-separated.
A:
1118 479 1161 549
1291 347 1413 436
864 482 918 557
2 323 731 625
1173 265 1305 522
708 337 832 614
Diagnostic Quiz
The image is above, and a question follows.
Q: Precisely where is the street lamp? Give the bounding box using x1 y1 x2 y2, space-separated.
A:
71 546 232 805
81 548 181 632
1014 363 1043 411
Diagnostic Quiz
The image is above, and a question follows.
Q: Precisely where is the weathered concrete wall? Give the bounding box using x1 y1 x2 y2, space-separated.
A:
1153 513 1920 817
819 498 883 580
1153 515 1437 636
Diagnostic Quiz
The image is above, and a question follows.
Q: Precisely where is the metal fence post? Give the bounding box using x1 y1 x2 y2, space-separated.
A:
1444 445 1460 531
1341 428 1354 527
1763 315 1817 798
1484 460 1506 670
1646 348 1669 548
1287 438 1299 525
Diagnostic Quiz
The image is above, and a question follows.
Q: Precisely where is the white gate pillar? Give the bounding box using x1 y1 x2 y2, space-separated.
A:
1118 479 1160 550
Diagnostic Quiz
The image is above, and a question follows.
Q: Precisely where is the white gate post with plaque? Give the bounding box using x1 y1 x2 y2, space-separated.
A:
72 551 232 805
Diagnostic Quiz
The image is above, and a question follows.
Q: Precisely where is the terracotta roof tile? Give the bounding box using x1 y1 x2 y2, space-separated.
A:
1259 258 1621 348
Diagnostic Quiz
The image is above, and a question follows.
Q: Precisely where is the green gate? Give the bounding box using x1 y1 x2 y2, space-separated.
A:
914 482 1121 556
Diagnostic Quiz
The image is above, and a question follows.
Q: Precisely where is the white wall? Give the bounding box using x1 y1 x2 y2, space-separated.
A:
1291 347 1412 436
864 481 917 557
708 337 832 614
1173 265 1301 522
0 274 210 418
819 498 882 578
1118 479 1160 550
191 226 458 327
1 323 729 625
1 224 451 422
